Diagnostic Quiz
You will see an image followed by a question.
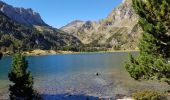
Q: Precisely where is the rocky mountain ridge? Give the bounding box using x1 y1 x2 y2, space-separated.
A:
0 0 47 26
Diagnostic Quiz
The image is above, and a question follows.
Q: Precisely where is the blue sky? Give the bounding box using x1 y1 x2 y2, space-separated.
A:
2 0 122 28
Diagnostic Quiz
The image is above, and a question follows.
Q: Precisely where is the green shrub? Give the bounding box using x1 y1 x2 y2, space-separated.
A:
132 90 167 100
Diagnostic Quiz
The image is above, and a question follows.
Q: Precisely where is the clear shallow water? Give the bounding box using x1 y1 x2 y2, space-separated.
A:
0 52 169 99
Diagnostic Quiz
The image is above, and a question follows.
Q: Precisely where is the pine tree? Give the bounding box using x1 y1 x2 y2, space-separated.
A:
125 0 170 85
8 53 35 100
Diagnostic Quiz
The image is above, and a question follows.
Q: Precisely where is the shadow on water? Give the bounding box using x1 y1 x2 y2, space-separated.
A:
41 93 114 100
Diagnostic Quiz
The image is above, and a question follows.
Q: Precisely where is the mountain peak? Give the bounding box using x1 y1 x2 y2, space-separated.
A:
66 20 84 26
60 20 85 33
0 0 47 26
122 0 132 3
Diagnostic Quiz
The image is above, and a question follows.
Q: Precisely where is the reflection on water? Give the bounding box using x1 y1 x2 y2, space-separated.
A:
0 52 169 99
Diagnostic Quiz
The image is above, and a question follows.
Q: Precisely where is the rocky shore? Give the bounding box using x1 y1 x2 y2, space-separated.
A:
0 72 169 100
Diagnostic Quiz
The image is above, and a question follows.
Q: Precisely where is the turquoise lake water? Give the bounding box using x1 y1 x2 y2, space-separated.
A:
0 52 169 99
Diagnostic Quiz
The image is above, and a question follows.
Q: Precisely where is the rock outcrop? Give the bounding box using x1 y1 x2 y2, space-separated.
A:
0 0 47 26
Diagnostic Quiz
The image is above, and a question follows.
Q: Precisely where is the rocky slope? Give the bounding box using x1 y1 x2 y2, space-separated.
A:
0 1 82 52
0 1 47 26
61 0 141 50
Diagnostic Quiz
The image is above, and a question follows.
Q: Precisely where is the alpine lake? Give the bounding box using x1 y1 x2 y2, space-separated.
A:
0 52 169 99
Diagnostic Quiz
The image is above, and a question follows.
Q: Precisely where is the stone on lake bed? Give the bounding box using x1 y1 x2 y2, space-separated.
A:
95 72 100 76
94 78 107 85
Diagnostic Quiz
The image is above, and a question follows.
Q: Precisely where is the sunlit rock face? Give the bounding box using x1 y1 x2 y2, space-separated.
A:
0 1 47 26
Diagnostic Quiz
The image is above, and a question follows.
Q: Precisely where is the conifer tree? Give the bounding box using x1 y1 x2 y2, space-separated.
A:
8 53 35 99
125 0 170 85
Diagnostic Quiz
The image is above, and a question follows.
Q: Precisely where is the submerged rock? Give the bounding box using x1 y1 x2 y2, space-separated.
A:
95 72 99 76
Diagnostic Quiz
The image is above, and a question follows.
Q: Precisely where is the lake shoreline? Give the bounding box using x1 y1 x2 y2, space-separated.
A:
2 49 139 56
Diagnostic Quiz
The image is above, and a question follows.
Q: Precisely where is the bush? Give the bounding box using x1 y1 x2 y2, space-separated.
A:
132 90 167 100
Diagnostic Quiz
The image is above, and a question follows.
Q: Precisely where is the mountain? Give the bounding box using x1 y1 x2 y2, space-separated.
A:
60 20 85 34
61 0 141 50
0 1 47 26
0 1 82 52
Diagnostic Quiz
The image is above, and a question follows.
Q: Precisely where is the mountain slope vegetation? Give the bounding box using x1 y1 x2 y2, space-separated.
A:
0 11 82 52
